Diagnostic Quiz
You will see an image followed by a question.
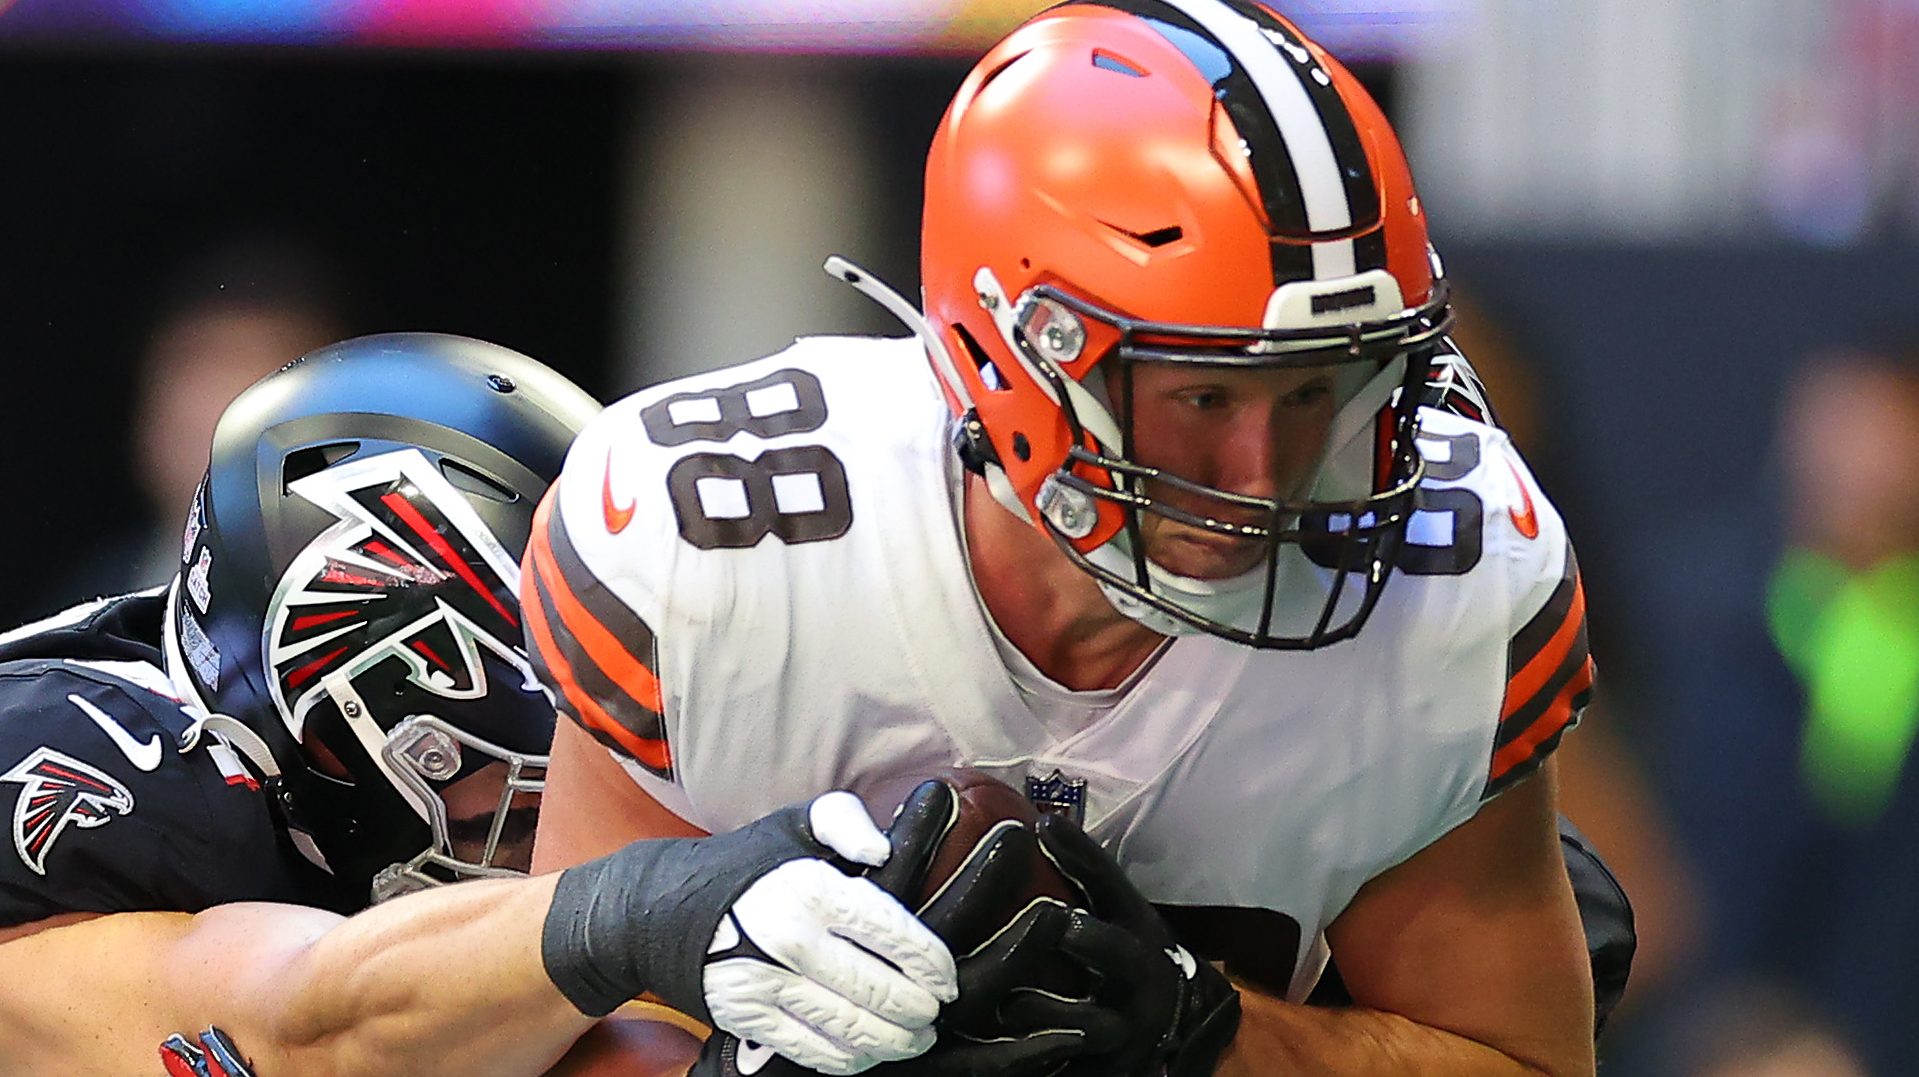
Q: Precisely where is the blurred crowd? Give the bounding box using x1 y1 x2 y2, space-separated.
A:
11 7 1919 1074
1453 295 1919 1077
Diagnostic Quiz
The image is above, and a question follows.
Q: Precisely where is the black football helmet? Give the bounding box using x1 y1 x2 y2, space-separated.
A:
162 333 600 903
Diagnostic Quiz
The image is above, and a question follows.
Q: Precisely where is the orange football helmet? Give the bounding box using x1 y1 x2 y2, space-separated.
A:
836 0 1451 648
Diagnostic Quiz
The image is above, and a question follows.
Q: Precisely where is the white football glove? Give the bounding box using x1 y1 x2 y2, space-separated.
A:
542 792 957 1075
701 794 958 1073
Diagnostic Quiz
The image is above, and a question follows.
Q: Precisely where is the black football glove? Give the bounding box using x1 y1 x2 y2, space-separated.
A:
1036 814 1240 1077
543 791 958 1076
694 781 1125 1076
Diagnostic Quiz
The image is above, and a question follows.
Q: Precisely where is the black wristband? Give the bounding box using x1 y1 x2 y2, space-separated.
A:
539 804 833 1020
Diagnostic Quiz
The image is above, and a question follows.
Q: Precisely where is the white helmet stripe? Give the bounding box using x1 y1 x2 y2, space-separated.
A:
1157 0 1355 248
1310 238 1357 282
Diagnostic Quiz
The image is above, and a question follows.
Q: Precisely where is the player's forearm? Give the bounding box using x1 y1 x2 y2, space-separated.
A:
1215 988 1595 1077
259 873 598 1076
0 883 599 1076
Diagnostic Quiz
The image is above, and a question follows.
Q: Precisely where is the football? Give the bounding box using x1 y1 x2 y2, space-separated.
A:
875 767 1079 952
545 1004 706 1076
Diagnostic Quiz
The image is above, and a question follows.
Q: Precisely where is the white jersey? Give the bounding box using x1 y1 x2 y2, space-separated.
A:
524 336 1592 999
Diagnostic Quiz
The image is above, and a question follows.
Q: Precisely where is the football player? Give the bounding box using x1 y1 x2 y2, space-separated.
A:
0 335 1002 1076
526 3 1607 1075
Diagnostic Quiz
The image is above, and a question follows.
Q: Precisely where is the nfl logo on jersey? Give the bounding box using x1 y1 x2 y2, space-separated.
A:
1025 769 1087 826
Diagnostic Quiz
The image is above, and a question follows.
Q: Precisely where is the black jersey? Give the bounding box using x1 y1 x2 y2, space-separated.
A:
0 589 351 928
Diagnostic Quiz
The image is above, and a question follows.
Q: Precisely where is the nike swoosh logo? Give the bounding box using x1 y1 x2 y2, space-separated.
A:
601 449 636 535
735 1040 776 1075
70 694 163 772
1505 459 1540 540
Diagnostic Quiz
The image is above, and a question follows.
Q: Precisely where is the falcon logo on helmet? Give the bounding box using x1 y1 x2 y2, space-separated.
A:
3 747 134 876
834 0 1451 649
266 449 529 732
264 449 536 818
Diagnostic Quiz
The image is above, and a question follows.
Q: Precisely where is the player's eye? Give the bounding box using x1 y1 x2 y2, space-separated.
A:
1281 382 1334 408
1177 387 1230 410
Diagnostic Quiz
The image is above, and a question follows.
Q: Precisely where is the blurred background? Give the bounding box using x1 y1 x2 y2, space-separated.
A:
5 1 1917 1073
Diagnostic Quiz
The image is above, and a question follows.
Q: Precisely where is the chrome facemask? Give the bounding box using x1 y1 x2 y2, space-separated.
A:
1006 277 1452 649
369 715 546 903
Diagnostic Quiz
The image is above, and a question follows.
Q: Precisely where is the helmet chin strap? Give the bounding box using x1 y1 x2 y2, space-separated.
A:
980 460 1033 522
824 255 975 414
165 575 341 867
162 579 337 873
827 254 1037 524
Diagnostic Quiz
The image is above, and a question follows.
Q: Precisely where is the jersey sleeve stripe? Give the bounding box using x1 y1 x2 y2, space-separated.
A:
1484 540 1595 798
1501 544 1585 718
1496 608 1590 750
520 569 628 753
531 492 665 715
524 550 672 775
528 491 670 753
521 490 673 778
1487 657 1593 795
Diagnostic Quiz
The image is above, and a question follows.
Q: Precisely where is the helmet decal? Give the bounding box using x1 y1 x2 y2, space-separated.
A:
264 448 533 745
1076 0 1387 283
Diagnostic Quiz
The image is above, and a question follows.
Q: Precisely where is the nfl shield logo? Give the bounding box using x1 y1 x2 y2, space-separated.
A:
1025 769 1087 826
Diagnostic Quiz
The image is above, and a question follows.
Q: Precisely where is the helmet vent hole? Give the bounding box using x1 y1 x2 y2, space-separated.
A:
974 50 1030 95
283 441 361 490
1091 50 1146 78
951 324 1012 393
440 460 519 503
1102 220 1184 249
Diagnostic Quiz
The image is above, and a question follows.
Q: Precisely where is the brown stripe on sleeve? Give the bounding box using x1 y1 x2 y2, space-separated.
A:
520 487 673 780
1484 540 1594 799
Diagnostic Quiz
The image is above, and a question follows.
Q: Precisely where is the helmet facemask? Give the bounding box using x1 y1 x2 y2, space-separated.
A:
369 714 545 902
992 274 1453 649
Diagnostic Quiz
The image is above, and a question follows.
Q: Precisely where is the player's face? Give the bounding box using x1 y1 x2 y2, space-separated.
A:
441 761 540 872
1121 360 1341 580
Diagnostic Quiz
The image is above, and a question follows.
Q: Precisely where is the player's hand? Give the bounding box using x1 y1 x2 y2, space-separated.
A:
1036 814 1240 1077
694 781 1125 1076
879 780 1125 1072
543 791 958 1076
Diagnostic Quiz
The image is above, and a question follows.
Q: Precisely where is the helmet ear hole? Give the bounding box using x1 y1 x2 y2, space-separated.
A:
283 441 361 492
303 724 355 781
951 325 1008 391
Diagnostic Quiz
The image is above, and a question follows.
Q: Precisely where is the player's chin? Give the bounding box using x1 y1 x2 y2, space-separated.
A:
449 834 536 874
1142 525 1267 581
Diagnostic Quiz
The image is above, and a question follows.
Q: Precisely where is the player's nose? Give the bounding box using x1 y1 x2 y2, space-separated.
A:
1210 410 1296 503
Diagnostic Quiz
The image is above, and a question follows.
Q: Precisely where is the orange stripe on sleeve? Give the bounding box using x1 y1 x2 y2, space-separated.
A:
521 501 671 774
528 495 664 716
1489 656 1595 782
1502 578 1588 719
